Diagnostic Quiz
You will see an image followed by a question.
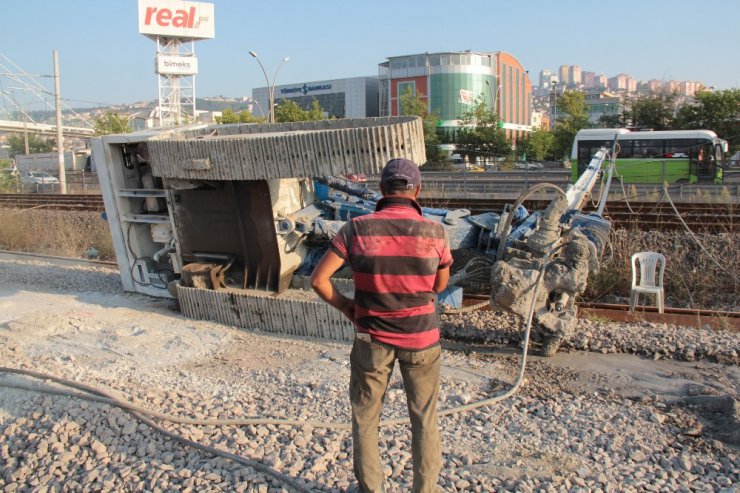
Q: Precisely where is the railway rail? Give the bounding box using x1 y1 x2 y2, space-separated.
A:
0 193 105 212
0 193 736 232
1 250 736 332
461 294 739 331
421 198 738 232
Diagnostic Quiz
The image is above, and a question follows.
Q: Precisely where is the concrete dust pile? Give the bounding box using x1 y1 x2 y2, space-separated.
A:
0 257 738 492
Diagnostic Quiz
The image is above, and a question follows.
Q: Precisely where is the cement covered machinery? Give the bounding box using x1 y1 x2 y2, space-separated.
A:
92 116 614 355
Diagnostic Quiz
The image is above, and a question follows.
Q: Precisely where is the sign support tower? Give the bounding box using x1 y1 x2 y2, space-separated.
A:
156 37 196 127
138 0 215 128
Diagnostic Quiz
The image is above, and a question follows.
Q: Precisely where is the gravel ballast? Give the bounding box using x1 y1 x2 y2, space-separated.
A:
0 257 738 492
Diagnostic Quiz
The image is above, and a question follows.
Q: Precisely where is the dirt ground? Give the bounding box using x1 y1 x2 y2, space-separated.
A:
0 257 738 492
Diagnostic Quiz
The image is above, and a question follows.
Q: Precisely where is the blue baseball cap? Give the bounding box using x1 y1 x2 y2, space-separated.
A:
380 158 421 190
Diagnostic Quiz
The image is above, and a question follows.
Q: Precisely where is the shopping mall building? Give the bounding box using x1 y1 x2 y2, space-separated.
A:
251 51 531 142
252 76 379 120
378 51 532 141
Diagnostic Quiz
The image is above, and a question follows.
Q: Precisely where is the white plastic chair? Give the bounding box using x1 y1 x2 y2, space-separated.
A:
630 252 666 313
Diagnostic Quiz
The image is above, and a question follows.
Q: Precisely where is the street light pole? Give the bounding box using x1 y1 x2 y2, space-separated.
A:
248 51 290 124
247 97 266 119
484 79 501 168
484 79 498 118
484 80 494 115
552 81 559 129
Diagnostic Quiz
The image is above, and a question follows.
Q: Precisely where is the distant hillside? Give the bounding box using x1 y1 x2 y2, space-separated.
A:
196 99 250 112
19 98 251 121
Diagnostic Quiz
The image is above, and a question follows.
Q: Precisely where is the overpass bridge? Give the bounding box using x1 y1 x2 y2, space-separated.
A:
0 119 94 137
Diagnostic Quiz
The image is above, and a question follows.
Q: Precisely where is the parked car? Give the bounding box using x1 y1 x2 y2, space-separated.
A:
22 171 60 184
19 171 34 184
514 161 544 170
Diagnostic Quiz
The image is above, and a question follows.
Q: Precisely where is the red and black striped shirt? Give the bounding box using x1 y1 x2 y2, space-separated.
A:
330 196 453 350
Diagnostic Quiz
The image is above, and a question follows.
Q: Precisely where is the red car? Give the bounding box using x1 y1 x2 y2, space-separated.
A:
344 172 367 183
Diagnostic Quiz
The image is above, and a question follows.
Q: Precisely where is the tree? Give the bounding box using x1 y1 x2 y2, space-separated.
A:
628 91 679 130
306 100 326 121
216 108 239 124
6 134 52 157
93 111 132 135
517 129 555 161
274 99 327 123
674 88 740 149
216 108 265 124
398 86 444 165
598 108 630 128
551 90 589 160
0 159 18 191
456 96 511 163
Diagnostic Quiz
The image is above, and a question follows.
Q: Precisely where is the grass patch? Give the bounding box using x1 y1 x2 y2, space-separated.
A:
1 207 737 312
587 229 739 311
584 313 613 324
0 209 114 260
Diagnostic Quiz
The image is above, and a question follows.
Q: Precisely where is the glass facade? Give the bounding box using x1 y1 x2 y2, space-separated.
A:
255 77 378 120
382 51 531 138
429 73 495 121
275 93 347 118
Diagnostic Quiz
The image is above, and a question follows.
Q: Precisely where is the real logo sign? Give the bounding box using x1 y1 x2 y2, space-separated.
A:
138 0 215 40
144 6 199 29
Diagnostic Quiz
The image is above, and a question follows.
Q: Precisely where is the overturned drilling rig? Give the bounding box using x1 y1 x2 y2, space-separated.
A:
92 116 612 355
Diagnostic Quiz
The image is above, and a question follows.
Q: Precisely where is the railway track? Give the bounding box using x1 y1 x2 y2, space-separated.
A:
0 193 105 212
422 197 738 232
1 250 736 331
0 193 736 232
0 250 118 267
462 295 739 331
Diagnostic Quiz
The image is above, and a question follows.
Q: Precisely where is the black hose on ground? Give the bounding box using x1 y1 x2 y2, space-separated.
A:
0 250 555 492
0 367 312 493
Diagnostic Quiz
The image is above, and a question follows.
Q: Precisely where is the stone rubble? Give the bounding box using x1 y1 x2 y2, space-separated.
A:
440 310 739 364
0 257 737 492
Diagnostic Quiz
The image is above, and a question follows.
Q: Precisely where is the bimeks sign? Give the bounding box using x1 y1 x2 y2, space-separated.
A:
156 55 198 75
138 0 215 39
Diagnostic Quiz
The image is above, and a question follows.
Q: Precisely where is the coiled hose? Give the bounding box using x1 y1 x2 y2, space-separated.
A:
496 183 567 261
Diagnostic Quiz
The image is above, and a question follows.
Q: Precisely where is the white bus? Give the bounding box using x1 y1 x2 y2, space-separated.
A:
571 128 728 184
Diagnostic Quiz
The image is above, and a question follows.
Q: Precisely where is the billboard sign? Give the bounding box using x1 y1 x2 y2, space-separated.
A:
138 0 215 39
156 55 198 75
280 83 333 96
459 89 473 105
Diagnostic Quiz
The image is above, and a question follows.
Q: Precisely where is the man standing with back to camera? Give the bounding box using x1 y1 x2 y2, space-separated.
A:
311 158 452 493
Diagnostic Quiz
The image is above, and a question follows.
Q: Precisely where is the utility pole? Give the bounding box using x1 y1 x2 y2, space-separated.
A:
53 49 67 194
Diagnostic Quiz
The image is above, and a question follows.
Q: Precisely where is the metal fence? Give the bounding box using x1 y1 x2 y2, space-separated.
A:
10 171 100 194
406 170 739 203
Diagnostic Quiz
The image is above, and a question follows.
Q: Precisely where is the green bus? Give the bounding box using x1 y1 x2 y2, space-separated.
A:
571 129 729 184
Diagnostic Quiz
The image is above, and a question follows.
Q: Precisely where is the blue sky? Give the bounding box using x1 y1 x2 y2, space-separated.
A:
1 0 739 109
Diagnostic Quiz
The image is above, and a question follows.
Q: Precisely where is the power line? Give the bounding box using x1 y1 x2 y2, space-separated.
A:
0 52 95 129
